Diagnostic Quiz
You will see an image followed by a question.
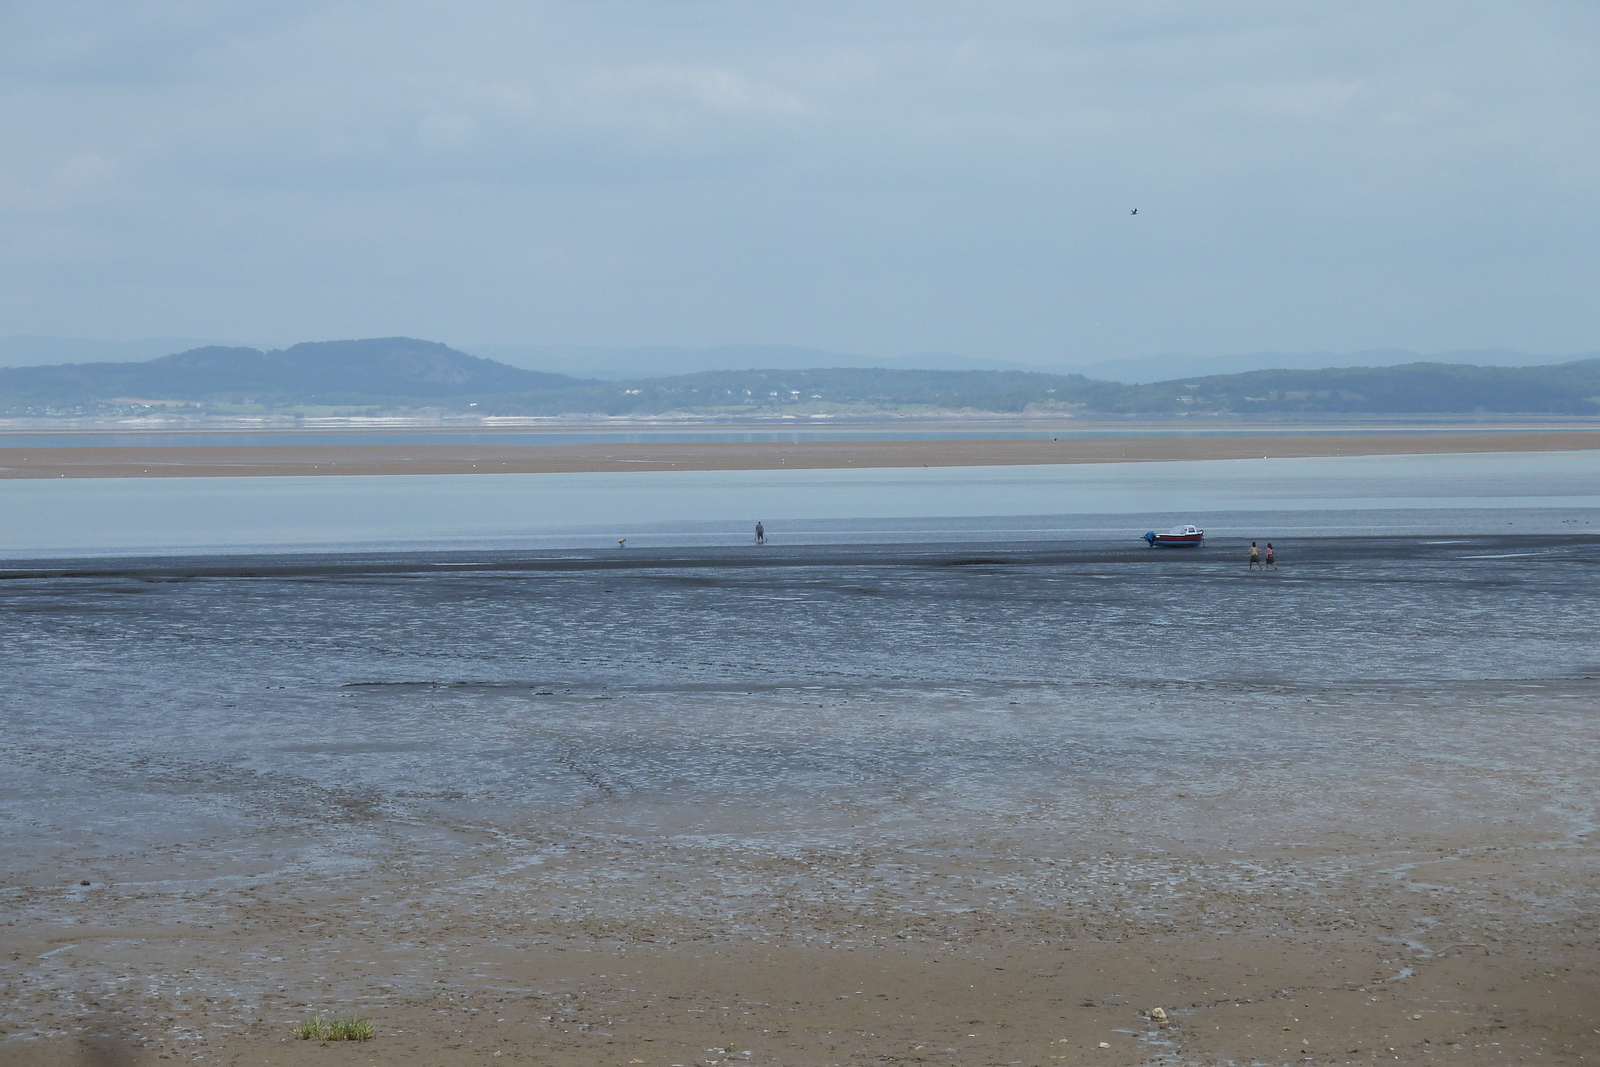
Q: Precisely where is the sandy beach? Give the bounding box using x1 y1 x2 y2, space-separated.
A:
2 429 1600 478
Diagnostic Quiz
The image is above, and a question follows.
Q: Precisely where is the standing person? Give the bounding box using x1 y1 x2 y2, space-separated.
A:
1248 541 1261 570
755 521 765 545
1264 542 1276 570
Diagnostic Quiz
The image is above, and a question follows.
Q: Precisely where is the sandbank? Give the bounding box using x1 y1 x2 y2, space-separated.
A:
3 429 1600 478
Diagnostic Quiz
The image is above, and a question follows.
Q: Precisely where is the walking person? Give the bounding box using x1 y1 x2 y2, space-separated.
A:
755 521 765 546
1248 541 1261 571
1264 542 1276 570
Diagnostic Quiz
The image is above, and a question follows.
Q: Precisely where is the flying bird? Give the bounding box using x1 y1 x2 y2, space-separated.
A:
1130 208 1138 215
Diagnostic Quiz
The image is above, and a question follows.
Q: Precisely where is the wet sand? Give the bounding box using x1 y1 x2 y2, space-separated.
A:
4 754 1595 1067
3 429 1600 477
3 544 1597 1067
4 930 1593 1067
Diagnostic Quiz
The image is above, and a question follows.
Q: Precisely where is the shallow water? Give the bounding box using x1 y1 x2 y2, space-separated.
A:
5 535 1598 874
2 450 1599 557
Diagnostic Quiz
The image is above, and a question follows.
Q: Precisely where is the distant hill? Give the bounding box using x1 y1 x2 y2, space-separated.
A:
11 333 1595 383
556 362 1600 418
1078 360 1600 415
465 342 1599 383
0 338 593 412
3 337 1600 417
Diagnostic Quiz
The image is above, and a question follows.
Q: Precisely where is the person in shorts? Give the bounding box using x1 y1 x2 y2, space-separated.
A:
1265 542 1276 570
1249 541 1261 570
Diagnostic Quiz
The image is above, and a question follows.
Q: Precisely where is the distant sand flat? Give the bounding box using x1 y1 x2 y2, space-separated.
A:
2 429 1600 478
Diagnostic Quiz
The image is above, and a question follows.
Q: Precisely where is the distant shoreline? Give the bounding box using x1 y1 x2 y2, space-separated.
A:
6 414 1600 434
2 429 1599 478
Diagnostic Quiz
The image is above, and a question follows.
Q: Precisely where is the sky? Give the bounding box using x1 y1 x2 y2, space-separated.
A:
1 1 1597 367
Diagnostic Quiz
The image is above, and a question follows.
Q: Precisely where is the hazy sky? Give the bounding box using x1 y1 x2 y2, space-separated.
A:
1 1 1597 364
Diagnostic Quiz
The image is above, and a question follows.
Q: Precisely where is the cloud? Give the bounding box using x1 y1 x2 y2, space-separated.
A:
0 0 1596 359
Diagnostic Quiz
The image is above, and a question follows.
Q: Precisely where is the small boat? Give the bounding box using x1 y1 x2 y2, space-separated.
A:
1143 524 1204 548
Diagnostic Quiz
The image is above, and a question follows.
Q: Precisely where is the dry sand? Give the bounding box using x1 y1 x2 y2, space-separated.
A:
3 430 1600 478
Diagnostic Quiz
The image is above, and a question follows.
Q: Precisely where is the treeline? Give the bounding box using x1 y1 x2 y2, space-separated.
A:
1100 362 1600 415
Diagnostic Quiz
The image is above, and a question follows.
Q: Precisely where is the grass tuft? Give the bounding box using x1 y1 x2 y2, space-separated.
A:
329 1015 376 1041
292 1013 375 1041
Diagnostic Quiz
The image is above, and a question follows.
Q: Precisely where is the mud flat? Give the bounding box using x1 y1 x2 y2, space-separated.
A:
4 734 1595 1067
2 540 1598 1065
3 429 1600 477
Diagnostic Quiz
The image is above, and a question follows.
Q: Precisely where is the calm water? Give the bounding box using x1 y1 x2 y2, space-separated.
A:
5 535 1598 880
1 451 1599 558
